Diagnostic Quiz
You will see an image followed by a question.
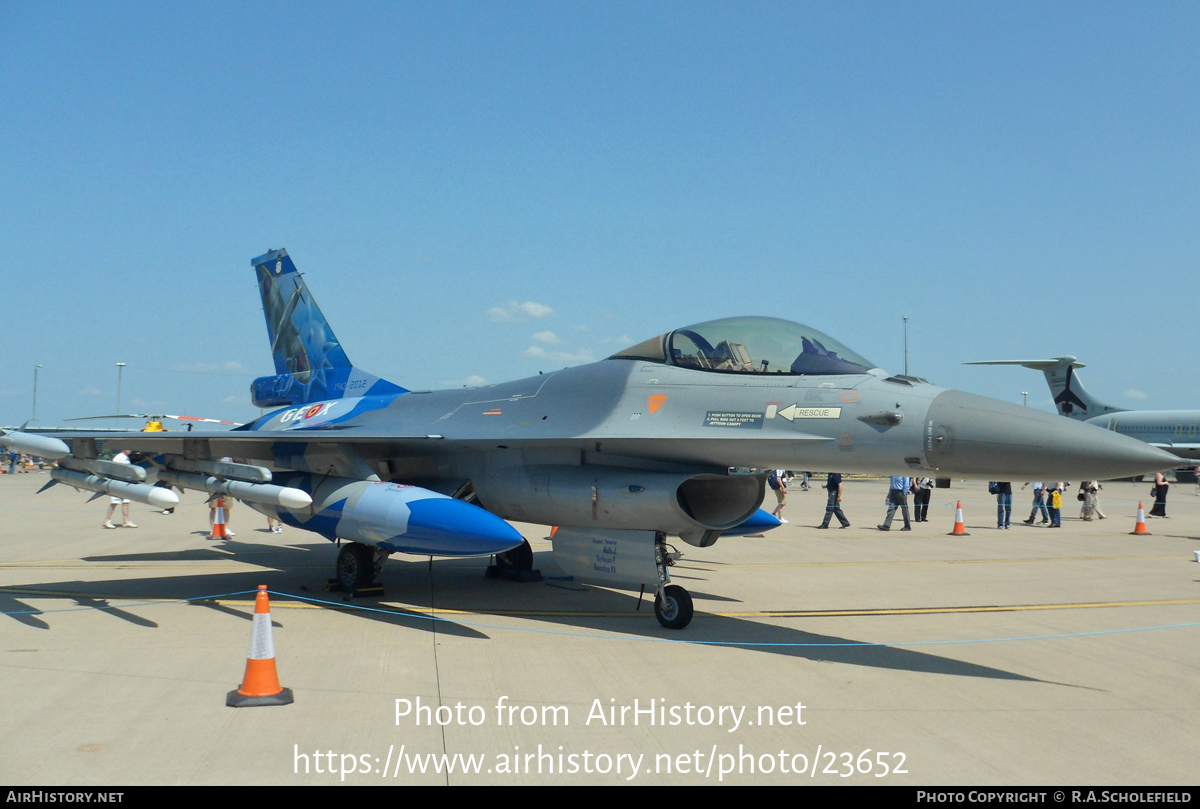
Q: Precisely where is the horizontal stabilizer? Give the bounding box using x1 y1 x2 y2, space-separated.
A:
966 356 1122 420
965 357 1084 371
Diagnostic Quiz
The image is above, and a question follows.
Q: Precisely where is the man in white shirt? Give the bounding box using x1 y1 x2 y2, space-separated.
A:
102 450 137 529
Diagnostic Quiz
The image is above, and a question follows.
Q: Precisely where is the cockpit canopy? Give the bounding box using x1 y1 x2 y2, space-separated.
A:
610 316 876 376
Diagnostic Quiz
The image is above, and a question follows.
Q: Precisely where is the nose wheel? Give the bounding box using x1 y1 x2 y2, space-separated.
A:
654 584 694 629
653 533 694 629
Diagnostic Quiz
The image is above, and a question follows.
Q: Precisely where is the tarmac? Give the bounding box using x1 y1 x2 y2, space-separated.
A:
1 471 1198 785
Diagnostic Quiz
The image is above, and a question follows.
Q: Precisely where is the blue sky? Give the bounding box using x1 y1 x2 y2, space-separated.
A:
1 2 1197 427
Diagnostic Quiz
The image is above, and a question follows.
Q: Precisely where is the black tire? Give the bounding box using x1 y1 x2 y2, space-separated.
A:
337 543 375 590
496 538 533 571
654 584 694 629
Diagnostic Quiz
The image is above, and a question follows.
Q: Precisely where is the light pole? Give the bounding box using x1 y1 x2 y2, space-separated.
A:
116 362 126 417
1022 391 1029 407
32 364 42 423
903 316 909 376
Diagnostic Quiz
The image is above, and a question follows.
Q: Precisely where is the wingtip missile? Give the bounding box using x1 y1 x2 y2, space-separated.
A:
0 431 70 459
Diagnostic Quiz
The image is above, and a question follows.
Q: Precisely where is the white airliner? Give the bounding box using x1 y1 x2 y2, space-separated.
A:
967 357 1200 463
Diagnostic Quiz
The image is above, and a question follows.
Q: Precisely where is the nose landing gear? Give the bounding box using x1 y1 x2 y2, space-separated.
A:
653 533 694 629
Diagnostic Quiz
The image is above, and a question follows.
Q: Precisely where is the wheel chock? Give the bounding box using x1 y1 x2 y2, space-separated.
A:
485 565 543 582
324 579 384 597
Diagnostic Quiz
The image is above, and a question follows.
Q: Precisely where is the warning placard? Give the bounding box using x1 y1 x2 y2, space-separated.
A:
703 411 764 429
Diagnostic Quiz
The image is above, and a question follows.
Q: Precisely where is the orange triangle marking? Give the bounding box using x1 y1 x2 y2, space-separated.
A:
649 395 667 414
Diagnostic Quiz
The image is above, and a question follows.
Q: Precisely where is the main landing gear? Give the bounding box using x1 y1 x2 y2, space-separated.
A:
653 533 693 629
486 538 542 582
332 541 389 596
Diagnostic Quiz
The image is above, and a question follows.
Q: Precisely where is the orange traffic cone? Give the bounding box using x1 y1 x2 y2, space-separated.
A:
948 501 970 536
227 585 293 707
210 496 228 539
1130 501 1150 535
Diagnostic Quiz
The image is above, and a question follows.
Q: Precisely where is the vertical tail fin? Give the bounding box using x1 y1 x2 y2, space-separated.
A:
965 356 1124 420
250 249 406 407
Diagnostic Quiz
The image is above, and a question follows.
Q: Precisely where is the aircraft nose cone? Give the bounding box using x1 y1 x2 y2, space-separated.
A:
925 390 1180 479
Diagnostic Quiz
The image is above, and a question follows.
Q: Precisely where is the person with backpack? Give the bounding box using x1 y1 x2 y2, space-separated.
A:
1079 481 1106 521
768 469 788 523
989 481 1013 529
1046 482 1064 527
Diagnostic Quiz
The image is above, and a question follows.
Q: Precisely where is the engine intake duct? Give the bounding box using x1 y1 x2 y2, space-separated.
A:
0 431 69 459
471 465 765 544
51 468 178 509
157 469 311 509
675 475 763 527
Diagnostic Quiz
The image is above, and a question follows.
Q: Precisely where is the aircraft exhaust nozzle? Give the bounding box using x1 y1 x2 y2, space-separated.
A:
925 390 1180 479
157 469 312 509
0 431 70 460
51 468 179 509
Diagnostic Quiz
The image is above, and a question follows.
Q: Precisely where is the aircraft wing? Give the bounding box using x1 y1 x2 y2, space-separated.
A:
28 427 832 457
14 426 834 479
1148 442 1200 460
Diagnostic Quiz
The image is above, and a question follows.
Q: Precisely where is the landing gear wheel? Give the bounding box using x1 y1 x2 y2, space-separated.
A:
337 543 375 590
496 538 533 571
654 584 693 629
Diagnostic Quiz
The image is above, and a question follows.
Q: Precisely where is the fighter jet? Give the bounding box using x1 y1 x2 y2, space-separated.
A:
967 357 1200 462
1 250 1178 629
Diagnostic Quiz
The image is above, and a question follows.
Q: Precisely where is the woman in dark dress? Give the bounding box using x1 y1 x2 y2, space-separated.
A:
1149 471 1170 518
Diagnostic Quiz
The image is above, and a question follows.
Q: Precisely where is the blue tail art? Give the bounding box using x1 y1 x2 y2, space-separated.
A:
250 249 407 408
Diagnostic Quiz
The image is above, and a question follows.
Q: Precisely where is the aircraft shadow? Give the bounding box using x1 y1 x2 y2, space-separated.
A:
404 556 1040 682
0 541 488 640
4 543 1037 680
0 592 50 630
82 538 330 564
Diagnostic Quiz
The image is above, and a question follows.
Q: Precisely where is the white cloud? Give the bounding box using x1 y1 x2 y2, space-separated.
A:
1124 389 1148 400
487 300 555 322
462 375 488 387
523 346 595 364
223 395 242 403
573 324 590 332
79 386 105 397
532 331 562 345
